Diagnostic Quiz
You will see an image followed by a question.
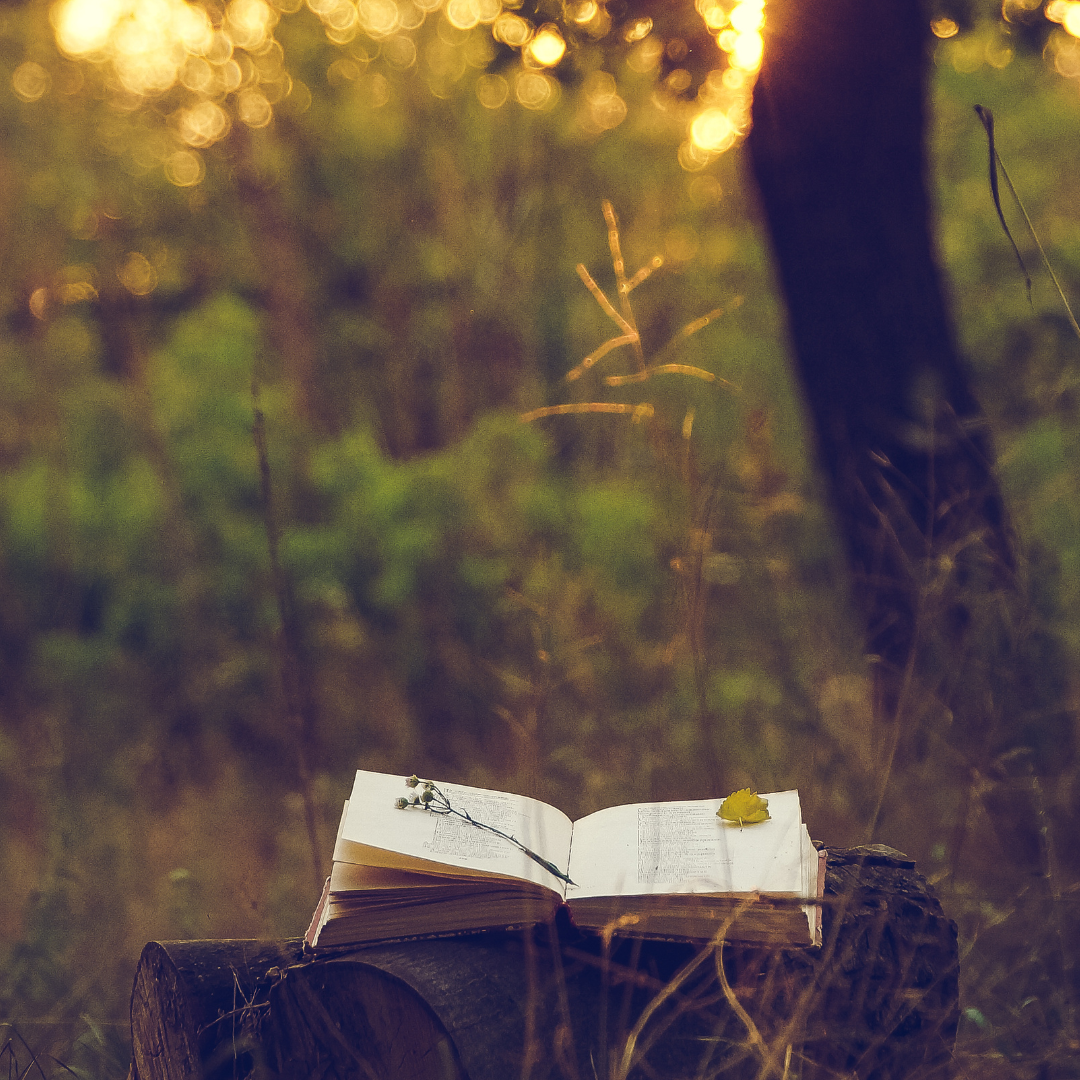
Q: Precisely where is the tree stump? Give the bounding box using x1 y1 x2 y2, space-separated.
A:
129 847 958 1080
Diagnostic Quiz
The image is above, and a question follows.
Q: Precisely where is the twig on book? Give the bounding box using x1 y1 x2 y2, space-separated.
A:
395 775 577 887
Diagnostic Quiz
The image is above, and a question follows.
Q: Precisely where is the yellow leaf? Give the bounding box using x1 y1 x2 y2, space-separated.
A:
717 788 770 826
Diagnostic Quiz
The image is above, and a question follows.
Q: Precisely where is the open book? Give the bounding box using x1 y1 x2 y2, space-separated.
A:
306 770 824 949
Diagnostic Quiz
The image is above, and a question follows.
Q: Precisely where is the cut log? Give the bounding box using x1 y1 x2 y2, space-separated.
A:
129 938 305 1080
129 847 958 1080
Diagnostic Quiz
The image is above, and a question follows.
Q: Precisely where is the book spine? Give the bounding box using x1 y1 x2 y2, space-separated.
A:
304 876 332 949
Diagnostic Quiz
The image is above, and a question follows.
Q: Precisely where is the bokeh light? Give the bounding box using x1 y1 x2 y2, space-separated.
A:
493 12 532 47
165 148 204 185
177 100 230 146
475 71 508 108
117 251 158 296
46 0 1080 179
1046 28 1080 76
45 0 776 175
627 36 662 73
515 69 557 108
48 0 303 184
237 87 273 126
51 0 127 55
527 25 566 67
696 0 726 30
1003 0 1046 21
930 17 959 38
52 0 216 95
690 107 736 152
383 34 418 68
357 0 399 38
12 62 52 102
446 0 478 30
1047 0 1080 37
580 68 626 133
227 0 278 50
29 288 49 320
686 0 766 166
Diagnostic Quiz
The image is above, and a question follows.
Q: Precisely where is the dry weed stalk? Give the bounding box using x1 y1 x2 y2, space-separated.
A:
252 380 324 897
519 201 743 795
519 200 738 426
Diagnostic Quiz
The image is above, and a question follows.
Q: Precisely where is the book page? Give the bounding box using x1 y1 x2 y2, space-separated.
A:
565 790 809 900
338 770 575 893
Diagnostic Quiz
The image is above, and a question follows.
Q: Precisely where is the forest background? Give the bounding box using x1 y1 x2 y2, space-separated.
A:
1 0 1079 1074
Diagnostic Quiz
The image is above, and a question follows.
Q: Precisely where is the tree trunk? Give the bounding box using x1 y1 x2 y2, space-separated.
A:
128 848 957 1080
747 0 1074 792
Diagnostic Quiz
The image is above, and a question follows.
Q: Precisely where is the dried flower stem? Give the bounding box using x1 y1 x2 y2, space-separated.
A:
397 776 576 887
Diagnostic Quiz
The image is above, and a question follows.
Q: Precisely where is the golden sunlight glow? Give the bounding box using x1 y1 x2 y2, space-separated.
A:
49 0 306 182
696 0 727 30
48 0 775 173
51 0 126 56
729 29 763 70
52 0 217 96
728 1 763 33
226 0 278 50
930 17 959 38
690 107 736 152
527 25 566 67
1050 0 1080 36
686 0 765 165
